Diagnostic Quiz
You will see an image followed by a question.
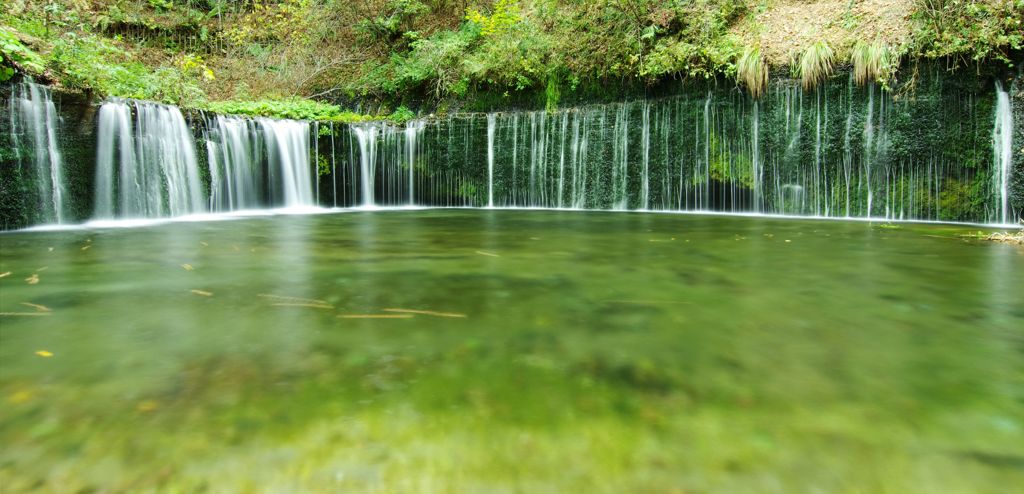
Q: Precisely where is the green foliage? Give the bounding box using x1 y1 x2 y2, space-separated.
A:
205 98 373 121
356 0 429 43
0 28 46 81
798 40 834 90
49 33 206 106
387 105 417 124
736 45 767 98
465 0 520 37
910 0 1024 67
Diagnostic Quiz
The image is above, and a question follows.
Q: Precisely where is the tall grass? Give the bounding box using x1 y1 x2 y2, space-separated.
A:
798 40 834 90
851 40 892 86
737 46 769 98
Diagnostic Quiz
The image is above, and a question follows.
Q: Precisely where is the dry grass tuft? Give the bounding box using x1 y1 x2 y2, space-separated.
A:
737 46 769 98
799 40 834 90
851 40 893 86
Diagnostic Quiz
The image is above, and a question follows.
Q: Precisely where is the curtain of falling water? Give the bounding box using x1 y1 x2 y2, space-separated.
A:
326 75 1014 224
8 80 67 223
94 99 204 218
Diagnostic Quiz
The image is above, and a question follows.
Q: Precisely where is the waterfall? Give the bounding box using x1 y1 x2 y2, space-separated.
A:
8 81 66 223
487 113 496 207
259 118 313 207
205 115 263 211
353 124 379 206
94 99 204 218
993 81 1013 224
6 71 1017 229
405 120 425 205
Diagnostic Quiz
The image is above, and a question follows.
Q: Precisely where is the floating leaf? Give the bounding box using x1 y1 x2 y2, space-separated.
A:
136 400 160 412
35 350 53 357
190 289 213 297
0 272 10 278
383 308 467 318
25 274 39 285
475 250 500 257
338 314 413 319
258 294 328 305
181 264 194 271
272 303 334 309
20 302 51 312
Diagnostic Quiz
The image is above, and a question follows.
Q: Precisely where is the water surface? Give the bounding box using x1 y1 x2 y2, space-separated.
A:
1 210 1022 492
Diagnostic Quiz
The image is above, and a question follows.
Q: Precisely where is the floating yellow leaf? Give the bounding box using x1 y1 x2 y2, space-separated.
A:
7 390 33 404
20 302 51 312
81 245 91 251
190 289 213 297
25 274 39 285
0 272 10 278
181 264 194 271
35 350 53 357
36 266 48 272
48 247 54 252
338 314 413 319
136 400 160 412
475 250 500 257
258 294 328 305
272 303 334 309
200 241 209 247
383 308 467 318
0 312 52 317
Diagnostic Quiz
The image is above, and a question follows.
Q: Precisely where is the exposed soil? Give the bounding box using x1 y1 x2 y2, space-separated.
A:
733 0 915 65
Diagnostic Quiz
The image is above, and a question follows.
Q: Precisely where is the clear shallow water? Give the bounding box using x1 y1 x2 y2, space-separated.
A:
0 210 1022 492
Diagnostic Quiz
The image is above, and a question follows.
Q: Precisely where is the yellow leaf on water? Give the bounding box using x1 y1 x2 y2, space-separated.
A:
21 302 51 312
48 247 54 252
190 289 213 297
81 245 91 251
383 308 467 318
35 350 53 357
136 400 160 412
475 250 500 257
338 314 413 319
0 272 10 278
36 266 48 272
200 241 209 247
25 274 39 285
7 390 33 404
181 264 194 271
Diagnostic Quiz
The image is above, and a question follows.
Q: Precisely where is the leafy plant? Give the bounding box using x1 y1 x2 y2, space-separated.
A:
0 28 46 81
465 0 520 37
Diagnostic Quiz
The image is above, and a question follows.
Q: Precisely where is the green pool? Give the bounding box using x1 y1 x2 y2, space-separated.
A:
1 210 1022 492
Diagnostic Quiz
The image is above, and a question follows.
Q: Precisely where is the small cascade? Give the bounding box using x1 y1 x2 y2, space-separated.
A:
204 115 263 211
8 81 66 223
405 120 426 205
993 81 1013 224
260 118 313 207
94 99 204 218
352 124 380 206
487 113 496 207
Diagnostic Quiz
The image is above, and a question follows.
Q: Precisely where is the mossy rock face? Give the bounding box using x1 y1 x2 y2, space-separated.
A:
1 79 97 229
1010 70 1024 223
